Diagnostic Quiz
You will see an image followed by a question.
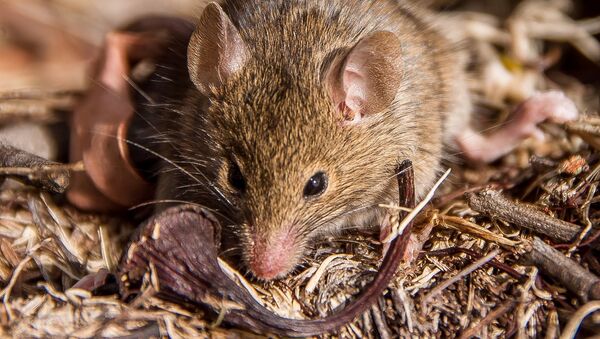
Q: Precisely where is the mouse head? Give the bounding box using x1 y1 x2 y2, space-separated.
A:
186 3 404 280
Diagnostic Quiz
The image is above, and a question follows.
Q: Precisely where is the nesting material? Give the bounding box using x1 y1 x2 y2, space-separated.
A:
0 0 599 337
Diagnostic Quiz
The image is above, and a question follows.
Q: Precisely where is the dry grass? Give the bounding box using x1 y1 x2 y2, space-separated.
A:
0 0 599 337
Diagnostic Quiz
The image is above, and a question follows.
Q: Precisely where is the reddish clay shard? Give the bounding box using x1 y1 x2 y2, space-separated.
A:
67 18 193 211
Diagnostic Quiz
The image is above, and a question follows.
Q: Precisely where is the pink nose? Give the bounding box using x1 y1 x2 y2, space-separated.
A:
247 227 298 280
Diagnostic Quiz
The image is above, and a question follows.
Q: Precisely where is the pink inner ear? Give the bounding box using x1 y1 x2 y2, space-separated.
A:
338 57 366 123
344 80 367 117
331 63 368 123
327 31 402 124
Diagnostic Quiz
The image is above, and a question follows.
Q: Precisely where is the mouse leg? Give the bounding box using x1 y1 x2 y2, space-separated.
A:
456 91 578 163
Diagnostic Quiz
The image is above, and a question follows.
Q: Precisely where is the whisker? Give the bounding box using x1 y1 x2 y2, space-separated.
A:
123 74 155 105
130 199 236 224
88 129 234 208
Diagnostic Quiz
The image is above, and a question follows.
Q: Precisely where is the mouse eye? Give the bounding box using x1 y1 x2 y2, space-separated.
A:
303 172 328 198
228 161 246 193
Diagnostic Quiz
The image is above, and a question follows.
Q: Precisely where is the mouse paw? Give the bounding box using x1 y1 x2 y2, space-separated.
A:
514 90 579 127
457 90 579 163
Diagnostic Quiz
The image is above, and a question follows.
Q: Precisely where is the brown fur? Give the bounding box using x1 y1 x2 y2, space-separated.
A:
150 0 470 278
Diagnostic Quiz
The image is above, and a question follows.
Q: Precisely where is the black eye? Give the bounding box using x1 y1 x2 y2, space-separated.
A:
303 172 328 198
228 161 246 192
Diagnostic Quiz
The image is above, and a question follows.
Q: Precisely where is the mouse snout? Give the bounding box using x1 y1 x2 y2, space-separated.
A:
246 225 301 281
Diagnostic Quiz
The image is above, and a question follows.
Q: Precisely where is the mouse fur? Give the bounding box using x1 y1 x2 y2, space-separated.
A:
134 0 470 280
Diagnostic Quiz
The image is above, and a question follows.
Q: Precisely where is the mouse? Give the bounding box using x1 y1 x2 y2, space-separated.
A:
131 0 471 281
80 0 579 281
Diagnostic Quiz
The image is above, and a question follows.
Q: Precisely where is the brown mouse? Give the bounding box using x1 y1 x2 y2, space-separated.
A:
128 0 469 281
118 0 577 281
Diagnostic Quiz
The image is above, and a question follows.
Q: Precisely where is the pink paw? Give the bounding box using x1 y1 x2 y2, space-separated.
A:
458 91 579 163
514 91 579 139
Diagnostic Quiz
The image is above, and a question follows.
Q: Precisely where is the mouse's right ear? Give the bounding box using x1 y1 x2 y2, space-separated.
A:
326 31 402 125
188 2 249 95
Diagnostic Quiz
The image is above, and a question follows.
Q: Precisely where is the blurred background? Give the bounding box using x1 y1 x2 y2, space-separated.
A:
0 0 598 160
0 2 598 337
0 0 200 91
0 0 598 90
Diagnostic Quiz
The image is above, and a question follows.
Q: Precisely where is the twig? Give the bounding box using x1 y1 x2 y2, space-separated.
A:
458 300 516 339
1 256 33 320
525 237 600 301
434 182 508 207
421 249 501 310
439 214 519 247
466 189 584 243
0 89 77 124
545 309 559 339
424 247 525 280
581 228 600 248
391 285 414 333
382 168 451 243
371 302 392 339
0 88 80 100
566 119 600 150
567 183 596 255
559 301 600 339
0 143 82 193
0 102 63 123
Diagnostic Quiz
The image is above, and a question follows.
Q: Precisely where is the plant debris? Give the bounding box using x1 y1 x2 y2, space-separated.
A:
0 0 599 338
0 143 81 194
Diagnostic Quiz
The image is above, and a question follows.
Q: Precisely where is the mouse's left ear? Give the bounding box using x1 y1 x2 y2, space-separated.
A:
326 31 402 124
188 2 249 95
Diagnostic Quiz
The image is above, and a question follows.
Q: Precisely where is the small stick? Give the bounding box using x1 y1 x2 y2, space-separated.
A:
545 309 559 339
424 247 525 280
0 89 80 101
0 143 81 193
525 237 600 301
466 189 583 243
421 249 500 309
458 300 516 339
567 183 596 255
567 119 600 135
371 303 392 339
0 102 64 123
391 285 414 332
439 214 519 247
382 168 451 243
434 182 507 207
566 119 600 150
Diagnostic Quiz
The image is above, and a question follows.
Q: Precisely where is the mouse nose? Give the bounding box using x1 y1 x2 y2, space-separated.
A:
247 226 299 281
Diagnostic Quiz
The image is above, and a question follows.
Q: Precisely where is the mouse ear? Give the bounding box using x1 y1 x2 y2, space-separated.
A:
188 2 249 95
326 31 402 124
